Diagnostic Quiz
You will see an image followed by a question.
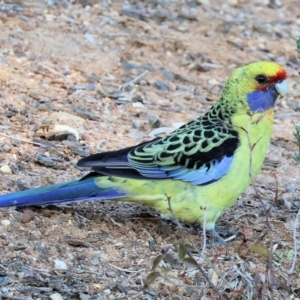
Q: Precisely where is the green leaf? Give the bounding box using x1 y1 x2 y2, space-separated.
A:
145 272 161 287
287 250 295 260
151 255 163 271
178 243 187 259
278 282 292 293
293 124 300 162
182 257 198 268
233 243 242 255
250 244 270 257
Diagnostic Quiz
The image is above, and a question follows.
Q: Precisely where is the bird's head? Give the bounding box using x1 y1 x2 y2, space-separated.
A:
222 61 288 114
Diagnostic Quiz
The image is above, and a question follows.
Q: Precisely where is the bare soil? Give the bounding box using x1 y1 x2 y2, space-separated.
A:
0 1 300 299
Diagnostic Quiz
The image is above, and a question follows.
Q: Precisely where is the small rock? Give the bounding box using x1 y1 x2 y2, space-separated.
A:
158 68 175 81
103 289 111 295
54 259 68 270
68 84 96 94
47 124 80 141
105 271 115 277
253 23 272 36
95 139 107 152
79 293 90 300
154 81 169 91
115 242 124 248
99 252 108 260
29 230 41 237
121 61 140 70
85 32 95 45
172 122 185 129
132 120 141 129
196 0 209 4
1 220 10 227
147 115 161 128
132 95 144 103
50 293 64 300
90 257 100 265
177 10 198 22
127 290 140 296
141 62 154 71
21 210 35 223
284 183 296 191
174 104 182 112
0 165 12 174
0 276 10 286
159 289 170 297
268 0 282 8
132 102 145 108
74 106 98 120
151 9 171 23
144 288 159 297
34 153 59 168
117 283 127 293
208 78 219 86
128 129 145 139
120 8 147 21
0 145 12 153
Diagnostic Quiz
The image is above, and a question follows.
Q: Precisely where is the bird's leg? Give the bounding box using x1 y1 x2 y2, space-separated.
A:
206 228 227 247
160 214 181 226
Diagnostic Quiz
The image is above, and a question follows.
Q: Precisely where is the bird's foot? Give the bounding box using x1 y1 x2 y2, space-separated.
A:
214 225 242 239
204 226 242 248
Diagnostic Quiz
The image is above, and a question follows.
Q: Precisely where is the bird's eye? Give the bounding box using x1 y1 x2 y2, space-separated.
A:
255 74 268 84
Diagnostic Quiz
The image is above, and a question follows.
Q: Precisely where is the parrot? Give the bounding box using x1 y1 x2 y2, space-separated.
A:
0 61 288 241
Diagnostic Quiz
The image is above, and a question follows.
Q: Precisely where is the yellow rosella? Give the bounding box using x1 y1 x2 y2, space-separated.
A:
0 62 288 239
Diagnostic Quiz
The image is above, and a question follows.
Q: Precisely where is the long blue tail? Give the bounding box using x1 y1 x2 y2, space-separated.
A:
0 176 126 207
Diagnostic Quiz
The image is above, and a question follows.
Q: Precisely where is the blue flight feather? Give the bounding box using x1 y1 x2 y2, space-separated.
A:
0 176 126 207
164 167 188 177
161 155 233 185
128 154 233 184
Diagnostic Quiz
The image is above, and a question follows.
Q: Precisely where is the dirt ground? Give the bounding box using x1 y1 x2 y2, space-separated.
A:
0 0 300 299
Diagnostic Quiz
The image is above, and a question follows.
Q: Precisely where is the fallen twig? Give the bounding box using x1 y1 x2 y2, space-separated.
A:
0 132 44 147
120 70 149 92
288 207 300 277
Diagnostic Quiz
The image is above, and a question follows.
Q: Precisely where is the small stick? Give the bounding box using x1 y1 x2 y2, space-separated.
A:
0 132 43 147
288 207 300 277
120 70 149 92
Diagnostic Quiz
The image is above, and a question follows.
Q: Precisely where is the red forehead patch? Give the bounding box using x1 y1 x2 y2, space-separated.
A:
270 68 287 83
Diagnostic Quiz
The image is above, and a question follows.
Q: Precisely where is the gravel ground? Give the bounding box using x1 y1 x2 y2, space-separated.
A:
0 1 300 299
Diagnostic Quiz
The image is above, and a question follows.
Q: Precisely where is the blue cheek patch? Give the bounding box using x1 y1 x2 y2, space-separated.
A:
247 86 278 112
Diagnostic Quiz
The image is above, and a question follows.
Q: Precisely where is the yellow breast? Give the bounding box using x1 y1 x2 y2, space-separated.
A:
202 110 274 209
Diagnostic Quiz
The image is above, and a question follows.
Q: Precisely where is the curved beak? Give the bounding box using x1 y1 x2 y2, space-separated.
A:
275 80 288 98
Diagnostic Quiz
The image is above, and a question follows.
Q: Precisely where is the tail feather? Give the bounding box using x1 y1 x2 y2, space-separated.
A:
0 177 126 207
